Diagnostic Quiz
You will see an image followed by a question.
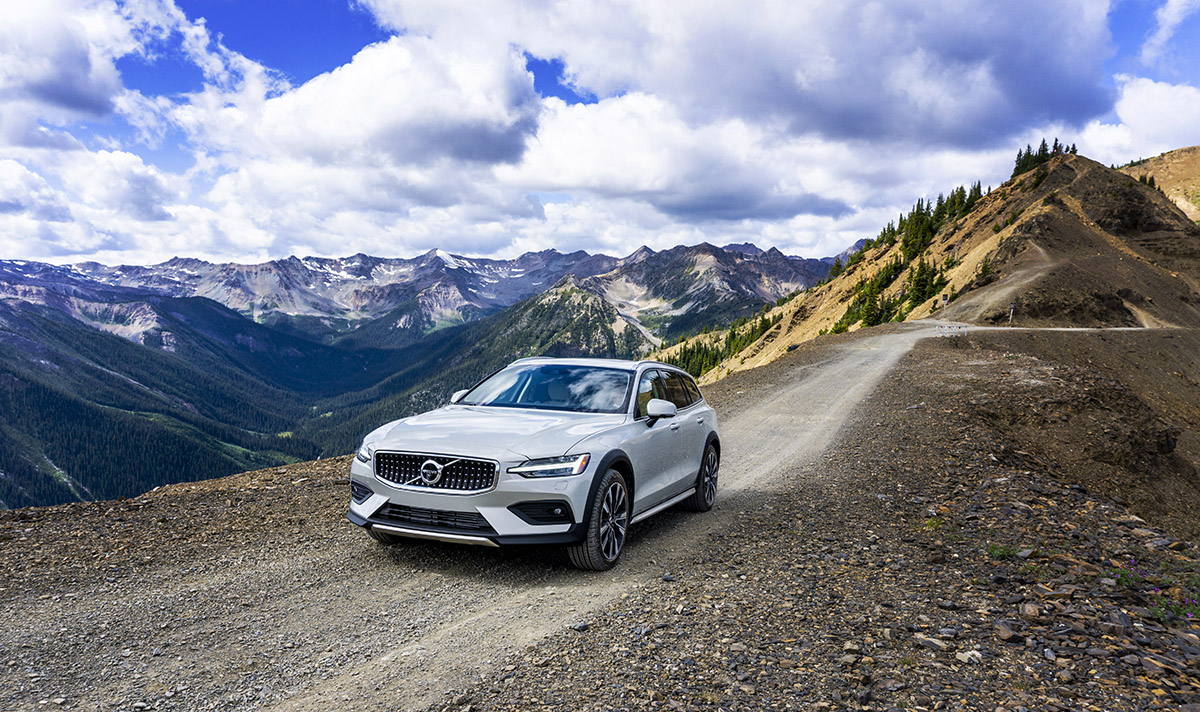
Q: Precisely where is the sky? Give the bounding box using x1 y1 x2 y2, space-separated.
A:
2 1 1200 266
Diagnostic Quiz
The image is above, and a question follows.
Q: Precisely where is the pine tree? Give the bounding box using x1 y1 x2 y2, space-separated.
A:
966 182 982 212
859 288 879 327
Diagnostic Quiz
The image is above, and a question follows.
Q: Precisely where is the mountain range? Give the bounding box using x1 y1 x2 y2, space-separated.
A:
0 242 830 508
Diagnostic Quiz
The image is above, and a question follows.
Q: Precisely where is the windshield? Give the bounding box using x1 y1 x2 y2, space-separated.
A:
460 363 632 414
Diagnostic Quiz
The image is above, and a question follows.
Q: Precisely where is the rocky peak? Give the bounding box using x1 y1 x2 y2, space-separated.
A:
722 242 764 255
625 245 656 262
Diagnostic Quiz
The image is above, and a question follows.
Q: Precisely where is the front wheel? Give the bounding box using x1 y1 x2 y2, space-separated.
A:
682 443 719 512
568 469 631 571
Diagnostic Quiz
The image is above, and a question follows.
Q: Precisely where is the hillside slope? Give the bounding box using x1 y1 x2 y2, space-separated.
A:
1120 144 1200 222
0 297 332 509
676 154 1200 382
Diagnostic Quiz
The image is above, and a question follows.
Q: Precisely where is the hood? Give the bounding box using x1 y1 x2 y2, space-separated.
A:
368 405 626 460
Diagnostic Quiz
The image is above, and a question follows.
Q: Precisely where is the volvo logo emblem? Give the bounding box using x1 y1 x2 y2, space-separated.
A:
419 459 444 484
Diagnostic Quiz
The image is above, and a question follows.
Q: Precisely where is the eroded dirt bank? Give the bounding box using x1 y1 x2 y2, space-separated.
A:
3 323 1200 712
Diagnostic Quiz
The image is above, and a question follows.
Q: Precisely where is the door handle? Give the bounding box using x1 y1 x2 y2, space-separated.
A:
669 423 680 431
695 417 704 424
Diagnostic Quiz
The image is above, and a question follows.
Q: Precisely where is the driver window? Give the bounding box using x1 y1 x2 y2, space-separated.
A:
635 370 667 418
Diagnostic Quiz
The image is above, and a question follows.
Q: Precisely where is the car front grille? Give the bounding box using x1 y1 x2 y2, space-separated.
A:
373 503 496 534
373 452 497 493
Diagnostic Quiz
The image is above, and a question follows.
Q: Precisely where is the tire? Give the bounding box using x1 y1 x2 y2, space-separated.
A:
682 443 719 512
367 527 403 545
568 469 631 571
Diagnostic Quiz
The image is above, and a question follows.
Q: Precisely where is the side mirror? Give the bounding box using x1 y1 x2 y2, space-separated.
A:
450 389 468 404
646 398 676 425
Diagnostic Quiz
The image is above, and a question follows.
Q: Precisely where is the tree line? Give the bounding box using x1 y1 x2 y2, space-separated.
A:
1013 138 1075 177
662 308 782 378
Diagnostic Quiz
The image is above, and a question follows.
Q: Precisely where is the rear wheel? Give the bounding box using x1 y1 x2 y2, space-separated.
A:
568 469 630 571
367 527 403 545
682 443 719 512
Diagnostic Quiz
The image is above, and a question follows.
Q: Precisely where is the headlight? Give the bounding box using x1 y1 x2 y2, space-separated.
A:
355 443 373 463
508 453 590 478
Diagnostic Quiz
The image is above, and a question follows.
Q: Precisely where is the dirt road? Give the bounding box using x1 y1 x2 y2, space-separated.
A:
0 325 933 712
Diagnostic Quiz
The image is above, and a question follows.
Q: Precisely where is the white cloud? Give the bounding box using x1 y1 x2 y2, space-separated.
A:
149 33 545 259
54 149 181 220
253 37 538 166
113 89 174 147
1078 75 1200 164
0 159 105 257
498 94 852 223
0 159 73 222
361 0 1114 145
1142 0 1200 65
4 0 1193 268
0 0 191 146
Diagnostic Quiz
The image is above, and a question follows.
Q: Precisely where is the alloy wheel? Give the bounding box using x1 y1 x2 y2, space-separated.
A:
701 447 719 505
598 480 628 561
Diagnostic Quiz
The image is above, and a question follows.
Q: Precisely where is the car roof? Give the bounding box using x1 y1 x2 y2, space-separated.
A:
509 356 684 372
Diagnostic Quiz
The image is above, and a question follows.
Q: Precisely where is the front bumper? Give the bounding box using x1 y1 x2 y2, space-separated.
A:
346 453 593 546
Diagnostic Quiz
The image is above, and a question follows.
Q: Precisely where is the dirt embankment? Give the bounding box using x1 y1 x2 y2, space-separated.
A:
3 323 1200 712
961 328 1200 540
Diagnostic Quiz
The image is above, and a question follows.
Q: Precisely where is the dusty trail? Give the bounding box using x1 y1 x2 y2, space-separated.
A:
277 325 933 711
0 325 932 712
944 241 1054 324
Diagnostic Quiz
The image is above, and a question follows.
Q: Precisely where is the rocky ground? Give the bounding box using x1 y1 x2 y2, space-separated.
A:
3 325 1199 712
426 331 1200 712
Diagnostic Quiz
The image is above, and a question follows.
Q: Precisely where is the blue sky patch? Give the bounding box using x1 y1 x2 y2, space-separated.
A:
524 53 596 105
175 0 391 84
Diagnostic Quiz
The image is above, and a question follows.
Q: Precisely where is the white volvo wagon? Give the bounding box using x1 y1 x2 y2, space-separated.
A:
347 357 720 570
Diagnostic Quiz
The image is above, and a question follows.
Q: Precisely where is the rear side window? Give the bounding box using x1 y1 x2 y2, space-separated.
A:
662 371 695 409
682 375 702 403
635 370 668 417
